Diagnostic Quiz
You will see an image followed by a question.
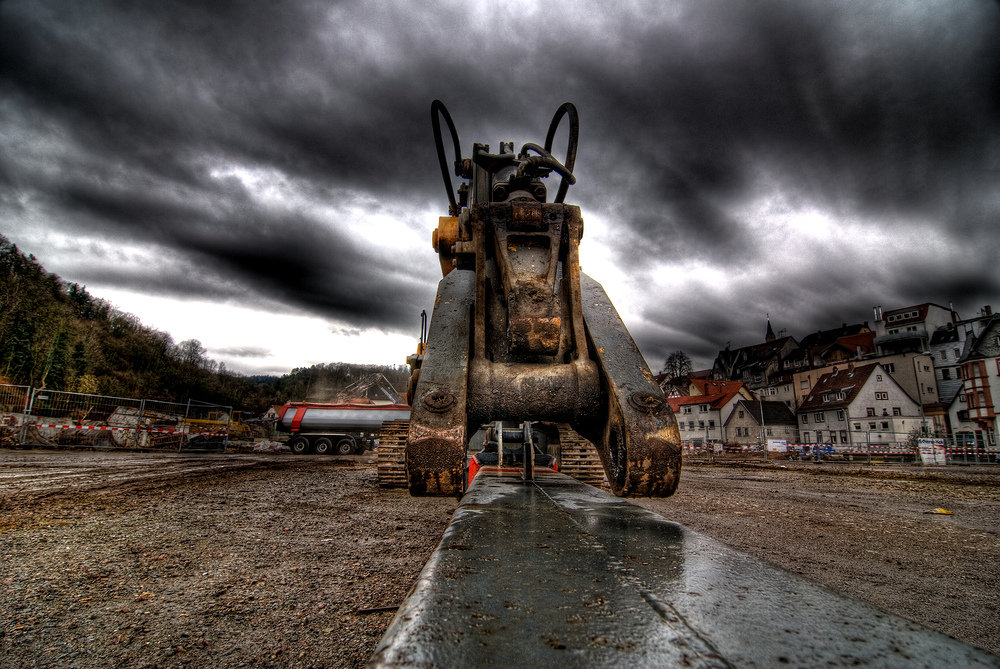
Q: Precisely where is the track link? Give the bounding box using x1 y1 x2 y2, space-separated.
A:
556 423 608 488
376 419 410 488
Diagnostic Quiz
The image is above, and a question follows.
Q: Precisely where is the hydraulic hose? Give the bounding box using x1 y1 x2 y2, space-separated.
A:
431 100 462 215
543 103 579 204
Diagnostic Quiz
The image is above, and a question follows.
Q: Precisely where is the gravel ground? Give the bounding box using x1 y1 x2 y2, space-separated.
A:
1 450 998 667
0 451 456 668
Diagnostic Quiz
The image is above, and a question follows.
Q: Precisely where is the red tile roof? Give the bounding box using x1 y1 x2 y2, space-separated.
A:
668 381 746 412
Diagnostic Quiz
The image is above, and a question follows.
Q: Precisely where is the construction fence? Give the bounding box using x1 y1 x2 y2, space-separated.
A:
0 384 233 453
683 432 999 466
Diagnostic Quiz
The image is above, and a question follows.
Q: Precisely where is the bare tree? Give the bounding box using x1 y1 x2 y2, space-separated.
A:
661 350 693 379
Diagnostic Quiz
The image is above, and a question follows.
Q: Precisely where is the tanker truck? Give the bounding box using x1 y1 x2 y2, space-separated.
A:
276 402 411 455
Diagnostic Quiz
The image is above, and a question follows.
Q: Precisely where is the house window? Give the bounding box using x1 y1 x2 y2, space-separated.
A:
880 421 889 430
876 375 883 382
698 421 705 429
892 407 901 416
800 380 810 390
868 422 877 429
683 406 692 414
840 430 848 442
940 351 947 360
854 423 861 430
708 420 715 429
866 408 875 417
766 427 773 436
875 392 888 400
831 433 838 444
699 404 708 413
942 369 951 380
738 410 745 418
837 410 845 421
927 386 934 394
688 421 694 429
814 412 825 422
801 415 808 424
884 363 895 373
954 348 961 359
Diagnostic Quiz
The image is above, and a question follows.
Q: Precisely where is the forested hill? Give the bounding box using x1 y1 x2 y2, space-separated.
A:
0 237 408 413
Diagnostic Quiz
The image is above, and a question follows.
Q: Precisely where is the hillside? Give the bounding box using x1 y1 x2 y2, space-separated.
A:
0 236 408 413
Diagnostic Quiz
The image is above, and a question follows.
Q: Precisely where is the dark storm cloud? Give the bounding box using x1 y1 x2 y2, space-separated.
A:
212 346 271 359
53 176 434 328
566 0 1000 262
2 0 999 365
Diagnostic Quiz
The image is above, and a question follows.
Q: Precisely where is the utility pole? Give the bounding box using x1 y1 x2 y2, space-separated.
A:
913 356 926 437
759 393 767 462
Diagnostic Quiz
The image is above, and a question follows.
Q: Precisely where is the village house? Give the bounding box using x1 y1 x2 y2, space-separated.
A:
797 363 921 448
723 399 798 447
668 380 750 449
947 315 1000 449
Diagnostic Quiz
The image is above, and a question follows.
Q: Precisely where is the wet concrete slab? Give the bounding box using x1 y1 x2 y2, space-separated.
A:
370 470 999 668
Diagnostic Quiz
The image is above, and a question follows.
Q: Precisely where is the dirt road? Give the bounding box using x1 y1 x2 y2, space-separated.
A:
1 450 998 667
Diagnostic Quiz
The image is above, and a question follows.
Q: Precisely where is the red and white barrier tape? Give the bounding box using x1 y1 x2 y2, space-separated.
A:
32 424 226 437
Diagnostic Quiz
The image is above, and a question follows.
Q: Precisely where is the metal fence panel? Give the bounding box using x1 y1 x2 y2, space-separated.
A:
23 388 145 449
0 384 30 447
0 385 232 453
181 400 231 452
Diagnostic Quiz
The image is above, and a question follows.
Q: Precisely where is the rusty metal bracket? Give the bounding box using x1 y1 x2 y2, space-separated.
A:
572 274 681 497
405 270 475 496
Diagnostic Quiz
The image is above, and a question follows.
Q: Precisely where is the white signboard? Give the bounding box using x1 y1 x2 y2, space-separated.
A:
767 439 788 452
918 438 947 465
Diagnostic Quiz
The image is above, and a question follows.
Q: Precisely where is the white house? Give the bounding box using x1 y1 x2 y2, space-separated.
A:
797 363 922 448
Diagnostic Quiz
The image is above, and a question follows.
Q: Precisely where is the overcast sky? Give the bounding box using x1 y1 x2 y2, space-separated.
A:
3 0 999 376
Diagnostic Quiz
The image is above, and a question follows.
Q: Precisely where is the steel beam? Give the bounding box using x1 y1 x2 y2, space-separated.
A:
371 471 998 668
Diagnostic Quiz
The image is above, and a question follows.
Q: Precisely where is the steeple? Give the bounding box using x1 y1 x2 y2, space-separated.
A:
765 314 776 342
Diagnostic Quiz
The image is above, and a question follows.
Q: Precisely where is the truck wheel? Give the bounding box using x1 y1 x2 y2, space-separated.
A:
314 437 333 455
289 437 310 455
335 438 355 455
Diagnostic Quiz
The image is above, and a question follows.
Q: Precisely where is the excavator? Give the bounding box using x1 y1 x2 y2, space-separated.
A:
397 100 681 498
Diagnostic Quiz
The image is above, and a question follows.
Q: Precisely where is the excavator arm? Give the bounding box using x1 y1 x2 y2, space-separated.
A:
406 101 681 497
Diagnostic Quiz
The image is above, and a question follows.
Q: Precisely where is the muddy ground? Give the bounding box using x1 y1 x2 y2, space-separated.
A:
1 449 998 667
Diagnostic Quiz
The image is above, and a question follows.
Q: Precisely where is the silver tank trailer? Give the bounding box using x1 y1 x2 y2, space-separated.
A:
278 403 410 455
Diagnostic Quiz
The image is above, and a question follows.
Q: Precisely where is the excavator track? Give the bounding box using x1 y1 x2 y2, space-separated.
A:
376 419 410 488
380 419 607 490
555 423 608 488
